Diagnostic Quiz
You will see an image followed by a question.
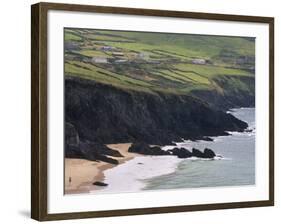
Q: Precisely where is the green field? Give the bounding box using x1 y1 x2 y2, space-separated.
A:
64 28 255 94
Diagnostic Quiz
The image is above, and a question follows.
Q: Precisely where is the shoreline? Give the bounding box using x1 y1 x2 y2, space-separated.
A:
64 107 255 195
64 143 138 194
92 108 255 193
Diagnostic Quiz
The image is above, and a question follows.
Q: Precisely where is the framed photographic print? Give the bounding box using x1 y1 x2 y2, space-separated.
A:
31 2 274 221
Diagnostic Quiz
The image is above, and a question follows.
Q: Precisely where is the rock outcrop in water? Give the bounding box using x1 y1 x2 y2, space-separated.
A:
128 142 170 155
203 148 216 158
192 148 206 158
168 147 217 159
168 147 193 158
65 77 248 147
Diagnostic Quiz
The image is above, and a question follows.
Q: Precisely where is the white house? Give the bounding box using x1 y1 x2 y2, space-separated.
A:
112 52 124 57
191 58 206 65
138 52 149 60
114 59 127 63
91 57 108 63
101 46 115 51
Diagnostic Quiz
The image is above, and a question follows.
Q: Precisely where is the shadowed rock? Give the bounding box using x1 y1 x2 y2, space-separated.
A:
93 181 108 186
65 77 249 145
80 142 123 158
203 148 216 158
65 140 119 164
168 147 217 159
79 142 119 164
65 122 83 158
94 154 119 164
65 122 123 164
168 147 192 158
201 136 213 141
65 122 80 146
192 148 205 158
65 145 84 159
191 148 216 158
128 142 170 155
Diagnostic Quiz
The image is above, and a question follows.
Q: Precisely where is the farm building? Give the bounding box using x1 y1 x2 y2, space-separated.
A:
114 59 128 63
138 52 149 60
91 57 108 63
101 46 115 51
112 52 125 57
191 58 206 65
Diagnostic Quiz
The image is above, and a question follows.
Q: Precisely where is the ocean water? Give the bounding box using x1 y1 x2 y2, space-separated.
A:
95 108 255 194
143 107 255 190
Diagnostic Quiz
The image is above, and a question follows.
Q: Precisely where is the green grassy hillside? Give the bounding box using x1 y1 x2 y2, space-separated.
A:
64 28 255 95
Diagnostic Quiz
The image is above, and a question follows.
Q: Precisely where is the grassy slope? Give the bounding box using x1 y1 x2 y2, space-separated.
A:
64 28 255 95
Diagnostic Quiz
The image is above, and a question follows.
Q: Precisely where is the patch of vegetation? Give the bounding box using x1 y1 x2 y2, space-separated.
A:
173 63 253 78
64 28 255 95
79 50 110 58
65 32 82 41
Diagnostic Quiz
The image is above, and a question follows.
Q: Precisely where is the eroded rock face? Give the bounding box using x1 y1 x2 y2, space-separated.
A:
192 148 217 159
64 144 84 159
128 144 217 159
192 148 205 158
65 122 80 146
65 122 83 158
78 141 120 164
203 148 216 158
64 77 244 162
191 75 255 111
128 142 170 155
168 148 192 158
80 142 123 158
64 126 121 164
65 77 248 145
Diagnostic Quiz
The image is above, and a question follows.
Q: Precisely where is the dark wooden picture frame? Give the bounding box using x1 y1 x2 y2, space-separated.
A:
31 2 274 221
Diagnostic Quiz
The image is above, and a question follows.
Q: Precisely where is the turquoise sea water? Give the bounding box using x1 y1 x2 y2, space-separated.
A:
143 108 255 190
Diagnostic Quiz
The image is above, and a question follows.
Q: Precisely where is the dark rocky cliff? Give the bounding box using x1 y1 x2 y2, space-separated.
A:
191 75 255 111
65 77 248 146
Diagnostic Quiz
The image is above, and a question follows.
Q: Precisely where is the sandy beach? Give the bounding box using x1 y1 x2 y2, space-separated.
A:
64 143 138 194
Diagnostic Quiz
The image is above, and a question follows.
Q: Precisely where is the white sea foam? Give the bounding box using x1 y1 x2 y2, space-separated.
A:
182 156 227 161
92 154 230 194
227 130 255 137
93 156 181 194
92 149 233 194
213 137 223 142
161 145 178 151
